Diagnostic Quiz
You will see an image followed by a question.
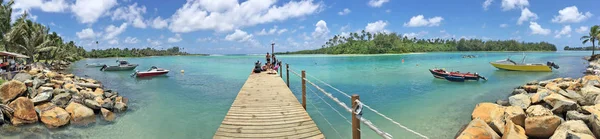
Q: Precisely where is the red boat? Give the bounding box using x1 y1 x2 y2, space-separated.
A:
132 66 169 78
429 68 487 81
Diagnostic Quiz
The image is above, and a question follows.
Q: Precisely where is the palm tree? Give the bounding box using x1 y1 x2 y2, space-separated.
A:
581 25 600 56
0 0 14 51
5 14 56 63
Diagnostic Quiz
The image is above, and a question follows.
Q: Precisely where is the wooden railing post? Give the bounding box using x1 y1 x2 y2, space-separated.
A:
301 70 306 110
352 94 361 139
280 63 282 78
286 64 289 87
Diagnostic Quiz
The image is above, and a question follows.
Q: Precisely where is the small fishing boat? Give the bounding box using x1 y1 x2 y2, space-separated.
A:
490 55 559 72
444 75 465 82
85 63 105 67
429 68 487 80
100 60 138 71
131 66 169 77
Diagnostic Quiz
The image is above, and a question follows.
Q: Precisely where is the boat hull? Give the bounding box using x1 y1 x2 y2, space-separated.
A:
136 71 169 77
490 62 552 72
103 65 138 71
445 76 465 82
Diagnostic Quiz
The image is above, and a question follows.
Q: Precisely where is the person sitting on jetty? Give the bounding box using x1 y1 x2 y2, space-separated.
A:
253 61 262 73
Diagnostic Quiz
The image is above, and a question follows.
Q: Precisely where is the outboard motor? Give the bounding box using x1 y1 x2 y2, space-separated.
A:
475 73 487 81
100 65 107 71
547 61 560 69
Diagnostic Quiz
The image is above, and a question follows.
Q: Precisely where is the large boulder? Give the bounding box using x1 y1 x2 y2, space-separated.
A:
64 102 95 125
12 73 32 82
566 111 592 124
502 120 526 139
101 98 113 109
509 94 530 109
526 105 553 117
114 102 127 113
582 104 600 137
546 82 563 93
32 77 44 89
504 106 526 127
524 115 561 138
83 99 101 110
543 93 580 114
38 104 70 128
531 89 551 104
8 97 38 126
100 108 115 122
471 103 505 135
0 80 27 104
550 120 594 139
511 89 527 95
456 119 501 139
31 91 52 105
51 93 71 108
559 89 583 100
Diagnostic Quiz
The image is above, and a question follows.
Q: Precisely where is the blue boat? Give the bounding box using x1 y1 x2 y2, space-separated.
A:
444 75 465 82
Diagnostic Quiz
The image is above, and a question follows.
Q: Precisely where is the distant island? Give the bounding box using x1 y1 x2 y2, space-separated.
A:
85 47 202 58
278 32 557 54
564 46 598 51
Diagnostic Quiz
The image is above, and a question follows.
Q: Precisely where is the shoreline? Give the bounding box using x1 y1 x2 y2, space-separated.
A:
275 50 558 55
0 62 129 138
455 57 600 138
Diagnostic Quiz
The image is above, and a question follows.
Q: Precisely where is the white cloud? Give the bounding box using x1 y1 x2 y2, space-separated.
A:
500 24 508 28
365 20 388 33
517 8 537 25
104 23 128 40
483 0 493 10
368 0 389 7
403 31 429 38
124 37 139 44
403 15 444 27
256 26 280 36
13 0 70 12
150 16 168 29
554 25 572 38
197 37 214 42
167 34 183 43
277 29 288 35
112 3 147 28
576 26 588 34
225 29 253 42
529 22 550 35
551 6 593 23
71 0 118 24
338 8 351 15
311 20 329 39
147 38 162 46
108 39 119 45
76 28 97 39
501 0 529 11
169 0 322 33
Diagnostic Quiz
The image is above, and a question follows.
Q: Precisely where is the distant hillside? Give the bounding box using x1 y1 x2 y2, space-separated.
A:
278 32 557 54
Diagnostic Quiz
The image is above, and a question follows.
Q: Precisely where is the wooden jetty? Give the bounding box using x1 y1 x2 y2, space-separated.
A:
214 71 324 138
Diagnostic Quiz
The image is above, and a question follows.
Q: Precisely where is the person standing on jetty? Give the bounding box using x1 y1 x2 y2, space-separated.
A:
266 52 271 70
272 54 277 66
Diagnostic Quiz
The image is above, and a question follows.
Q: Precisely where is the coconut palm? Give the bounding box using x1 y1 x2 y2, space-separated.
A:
581 25 600 56
5 13 56 63
0 0 14 51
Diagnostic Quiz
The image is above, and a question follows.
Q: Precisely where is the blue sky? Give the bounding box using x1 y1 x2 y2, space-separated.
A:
12 0 600 54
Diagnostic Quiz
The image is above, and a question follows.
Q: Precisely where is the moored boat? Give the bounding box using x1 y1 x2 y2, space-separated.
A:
444 75 465 82
100 60 138 71
429 68 487 81
490 56 559 72
132 66 169 78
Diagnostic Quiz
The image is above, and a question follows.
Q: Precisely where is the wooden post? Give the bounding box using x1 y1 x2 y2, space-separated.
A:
286 64 289 87
301 70 306 110
280 63 282 78
352 94 361 139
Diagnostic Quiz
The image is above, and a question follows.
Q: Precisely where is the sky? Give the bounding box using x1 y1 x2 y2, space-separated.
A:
11 0 600 54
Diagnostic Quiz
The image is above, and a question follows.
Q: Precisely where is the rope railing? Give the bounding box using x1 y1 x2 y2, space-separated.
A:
286 67 429 139
308 97 346 139
307 86 352 125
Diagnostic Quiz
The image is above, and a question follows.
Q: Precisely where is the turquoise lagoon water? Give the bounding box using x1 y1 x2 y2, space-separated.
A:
2 51 592 139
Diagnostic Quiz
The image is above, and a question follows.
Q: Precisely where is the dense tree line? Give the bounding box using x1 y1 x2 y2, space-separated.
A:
86 47 191 58
280 31 557 54
564 46 598 51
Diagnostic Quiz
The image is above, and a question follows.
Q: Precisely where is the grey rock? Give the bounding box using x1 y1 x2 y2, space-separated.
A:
83 99 101 110
559 90 583 100
509 94 531 109
113 102 127 113
70 94 84 104
566 111 592 124
31 92 52 105
527 80 539 85
101 98 113 109
32 77 45 89
550 120 594 139
496 99 510 106
53 89 67 96
12 73 32 82
103 92 113 98
51 93 72 108
26 87 37 98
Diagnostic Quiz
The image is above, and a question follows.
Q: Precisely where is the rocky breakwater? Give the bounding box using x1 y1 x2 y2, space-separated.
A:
0 68 128 130
456 76 600 139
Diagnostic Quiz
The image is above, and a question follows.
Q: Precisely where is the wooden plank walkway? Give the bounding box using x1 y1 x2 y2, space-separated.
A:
214 71 324 139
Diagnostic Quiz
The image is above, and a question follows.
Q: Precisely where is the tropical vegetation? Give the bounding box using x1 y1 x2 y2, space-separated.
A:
86 47 190 58
280 31 557 54
564 46 599 51
580 25 600 56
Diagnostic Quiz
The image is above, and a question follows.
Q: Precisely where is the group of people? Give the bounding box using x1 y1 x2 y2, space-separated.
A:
253 52 281 73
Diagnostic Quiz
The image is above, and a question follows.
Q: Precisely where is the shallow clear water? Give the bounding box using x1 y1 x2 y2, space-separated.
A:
2 51 592 139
